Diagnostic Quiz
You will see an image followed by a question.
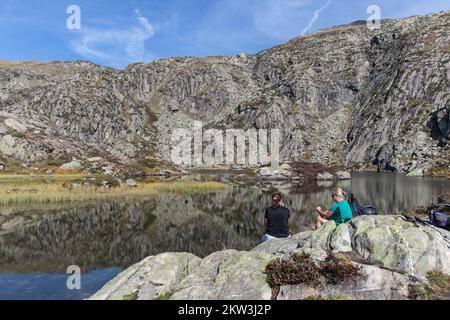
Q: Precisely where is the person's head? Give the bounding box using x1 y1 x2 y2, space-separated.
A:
272 192 283 208
331 187 346 203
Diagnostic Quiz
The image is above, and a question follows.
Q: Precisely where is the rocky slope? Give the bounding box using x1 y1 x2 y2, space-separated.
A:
0 11 449 175
89 215 450 300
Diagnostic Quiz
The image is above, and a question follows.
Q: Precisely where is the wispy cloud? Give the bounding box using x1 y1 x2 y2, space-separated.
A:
194 0 334 55
70 10 155 67
301 0 331 35
252 0 311 40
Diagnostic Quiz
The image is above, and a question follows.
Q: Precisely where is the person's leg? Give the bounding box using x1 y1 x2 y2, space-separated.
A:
316 216 329 229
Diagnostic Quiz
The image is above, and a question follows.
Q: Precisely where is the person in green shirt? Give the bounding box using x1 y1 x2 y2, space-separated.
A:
315 187 353 229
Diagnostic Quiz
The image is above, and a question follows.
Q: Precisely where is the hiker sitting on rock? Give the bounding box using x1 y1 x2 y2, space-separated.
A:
261 192 291 242
315 187 353 229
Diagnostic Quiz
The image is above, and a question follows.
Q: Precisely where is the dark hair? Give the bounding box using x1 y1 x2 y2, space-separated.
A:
272 192 283 208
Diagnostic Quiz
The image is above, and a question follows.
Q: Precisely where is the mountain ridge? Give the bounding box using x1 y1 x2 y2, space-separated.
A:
0 10 449 177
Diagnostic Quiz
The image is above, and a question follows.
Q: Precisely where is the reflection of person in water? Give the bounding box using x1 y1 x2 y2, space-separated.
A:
261 193 291 242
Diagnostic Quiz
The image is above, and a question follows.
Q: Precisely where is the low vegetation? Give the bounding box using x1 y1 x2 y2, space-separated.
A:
409 270 450 300
265 252 363 290
0 175 230 206
428 167 450 180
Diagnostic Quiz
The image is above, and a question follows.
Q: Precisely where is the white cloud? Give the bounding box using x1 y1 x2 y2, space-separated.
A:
195 0 332 54
301 0 331 35
252 0 311 39
70 10 155 67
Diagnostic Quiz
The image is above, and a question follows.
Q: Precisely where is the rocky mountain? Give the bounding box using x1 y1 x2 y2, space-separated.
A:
0 11 449 176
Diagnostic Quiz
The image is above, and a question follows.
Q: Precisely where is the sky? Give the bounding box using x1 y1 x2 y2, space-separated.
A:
0 0 449 68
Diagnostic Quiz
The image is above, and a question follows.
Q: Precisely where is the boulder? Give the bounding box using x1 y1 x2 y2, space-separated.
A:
259 164 293 181
300 221 337 250
335 171 352 180
349 215 450 279
329 224 352 253
406 168 424 177
102 166 113 174
126 179 138 188
4 118 27 133
170 251 273 300
317 172 334 181
90 216 450 300
88 157 103 162
252 238 300 256
89 253 202 300
59 160 82 170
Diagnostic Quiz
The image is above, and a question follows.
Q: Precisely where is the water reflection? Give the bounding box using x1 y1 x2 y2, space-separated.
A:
0 172 448 299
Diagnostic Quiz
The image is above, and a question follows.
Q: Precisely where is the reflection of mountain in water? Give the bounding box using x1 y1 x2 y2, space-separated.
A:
0 187 307 273
0 173 448 274
346 173 450 214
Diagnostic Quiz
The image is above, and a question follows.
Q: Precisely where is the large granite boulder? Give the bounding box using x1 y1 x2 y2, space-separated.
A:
89 252 201 300
170 250 273 300
348 216 450 279
90 215 450 300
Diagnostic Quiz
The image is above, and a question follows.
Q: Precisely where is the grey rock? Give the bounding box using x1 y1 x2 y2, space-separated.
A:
88 215 450 300
335 171 352 180
171 251 273 300
406 168 424 177
89 252 202 300
4 118 27 133
349 215 450 279
126 179 138 188
329 224 352 253
252 238 299 255
317 172 334 181
59 161 82 170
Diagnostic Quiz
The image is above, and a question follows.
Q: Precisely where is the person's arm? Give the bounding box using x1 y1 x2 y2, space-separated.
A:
321 210 334 218
316 206 334 218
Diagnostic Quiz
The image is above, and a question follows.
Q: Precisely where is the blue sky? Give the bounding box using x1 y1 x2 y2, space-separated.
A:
1 0 449 68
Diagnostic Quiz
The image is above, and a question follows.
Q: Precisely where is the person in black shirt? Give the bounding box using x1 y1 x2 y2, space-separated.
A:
261 192 291 242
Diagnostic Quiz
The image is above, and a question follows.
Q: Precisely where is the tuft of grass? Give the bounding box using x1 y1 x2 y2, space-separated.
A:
265 253 322 288
154 293 172 300
427 270 450 291
265 252 363 290
409 270 450 300
122 292 138 300
320 253 362 285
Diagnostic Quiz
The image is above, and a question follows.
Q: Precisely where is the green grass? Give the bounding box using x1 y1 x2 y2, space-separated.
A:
427 270 450 290
154 293 172 300
409 270 450 300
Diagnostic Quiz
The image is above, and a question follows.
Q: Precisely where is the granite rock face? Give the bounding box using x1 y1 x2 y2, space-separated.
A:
1 12 450 174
